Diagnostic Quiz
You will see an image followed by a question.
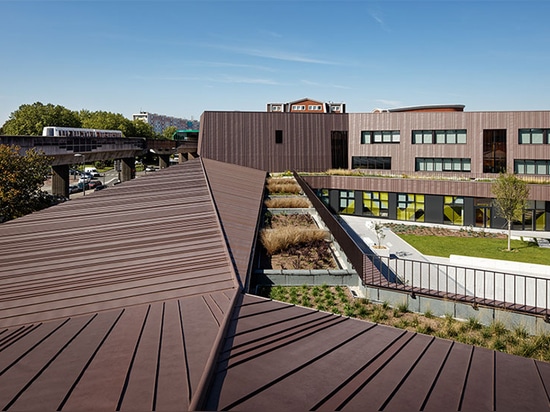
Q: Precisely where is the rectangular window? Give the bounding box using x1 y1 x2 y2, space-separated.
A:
361 130 400 144
397 193 425 222
352 156 392 170
412 129 467 144
444 196 464 225
362 191 389 217
339 190 355 214
292 105 305 111
275 130 283 144
515 159 550 175
308 105 322 110
519 128 548 144
416 158 471 172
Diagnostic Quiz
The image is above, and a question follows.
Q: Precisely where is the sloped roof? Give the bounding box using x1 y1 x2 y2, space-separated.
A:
0 160 237 328
0 159 265 410
1 158 550 411
287 97 324 105
207 294 550 411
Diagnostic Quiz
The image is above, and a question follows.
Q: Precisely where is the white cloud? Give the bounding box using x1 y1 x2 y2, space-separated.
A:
203 43 339 65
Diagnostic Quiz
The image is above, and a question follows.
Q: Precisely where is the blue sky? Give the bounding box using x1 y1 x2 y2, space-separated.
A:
1 0 549 125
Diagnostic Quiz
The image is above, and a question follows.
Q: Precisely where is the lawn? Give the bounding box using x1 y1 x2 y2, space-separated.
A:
398 234 550 266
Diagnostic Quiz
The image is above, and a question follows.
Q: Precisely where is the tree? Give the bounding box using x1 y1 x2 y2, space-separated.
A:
79 110 130 136
0 145 55 222
1 102 81 135
162 125 178 139
373 222 386 247
492 173 530 251
132 119 154 138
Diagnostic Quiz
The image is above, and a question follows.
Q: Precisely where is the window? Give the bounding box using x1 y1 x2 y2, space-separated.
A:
412 129 467 144
330 105 341 112
316 189 330 207
292 105 305 111
444 196 464 225
483 129 507 173
275 130 283 144
397 194 425 222
415 158 471 172
352 156 391 170
271 105 282 112
308 105 322 110
339 190 355 214
362 191 389 217
361 130 400 144
515 159 550 175
519 129 549 144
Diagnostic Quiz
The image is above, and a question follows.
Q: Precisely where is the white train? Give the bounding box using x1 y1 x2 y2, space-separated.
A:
42 126 124 138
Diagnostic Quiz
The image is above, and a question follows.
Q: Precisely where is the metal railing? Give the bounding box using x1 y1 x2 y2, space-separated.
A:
362 252 550 316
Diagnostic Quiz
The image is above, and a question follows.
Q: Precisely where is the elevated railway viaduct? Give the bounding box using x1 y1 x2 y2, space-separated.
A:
0 135 198 197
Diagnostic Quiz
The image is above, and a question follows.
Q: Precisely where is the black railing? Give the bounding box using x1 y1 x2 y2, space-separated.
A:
362 253 550 316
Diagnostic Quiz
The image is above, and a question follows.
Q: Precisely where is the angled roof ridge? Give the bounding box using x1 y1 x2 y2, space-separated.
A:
201 157 267 290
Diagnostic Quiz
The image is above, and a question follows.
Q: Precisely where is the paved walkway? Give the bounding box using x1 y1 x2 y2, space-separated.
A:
341 215 550 266
341 215 550 307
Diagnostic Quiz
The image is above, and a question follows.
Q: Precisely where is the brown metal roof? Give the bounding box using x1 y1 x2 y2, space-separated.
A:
202 157 267 289
0 160 237 328
2 157 550 411
207 293 550 412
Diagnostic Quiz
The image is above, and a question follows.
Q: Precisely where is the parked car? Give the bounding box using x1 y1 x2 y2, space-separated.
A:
87 180 103 189
68 184 81 194
145 166 158 172
77 182 90 191
79 173 93 183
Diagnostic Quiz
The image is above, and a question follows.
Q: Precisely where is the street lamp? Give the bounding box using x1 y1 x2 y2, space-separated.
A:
74 153 85 196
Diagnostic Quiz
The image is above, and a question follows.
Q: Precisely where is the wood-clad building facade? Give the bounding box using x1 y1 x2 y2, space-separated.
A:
199 108 550 231
198 111 349 172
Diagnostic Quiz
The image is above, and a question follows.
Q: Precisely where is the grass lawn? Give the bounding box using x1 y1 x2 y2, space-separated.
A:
398 234 550 266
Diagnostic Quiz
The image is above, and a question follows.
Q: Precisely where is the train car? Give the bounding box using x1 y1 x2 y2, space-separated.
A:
42 126 124 138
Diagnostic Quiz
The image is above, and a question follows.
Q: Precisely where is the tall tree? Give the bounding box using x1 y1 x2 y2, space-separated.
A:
492 173 530 251
0 145 54 222
132 119 154 138
79 110 130 136
162 125 177 139
1 102 81 135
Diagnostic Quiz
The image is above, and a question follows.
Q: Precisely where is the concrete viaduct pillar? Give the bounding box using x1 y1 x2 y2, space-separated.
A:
51 164 70 198
159 154 170 169
120 157 135 182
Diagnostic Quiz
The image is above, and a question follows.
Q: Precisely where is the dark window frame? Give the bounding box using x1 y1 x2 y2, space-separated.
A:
361 130 400 144
518 128 549 144
352 156 392 170
412 129 467 144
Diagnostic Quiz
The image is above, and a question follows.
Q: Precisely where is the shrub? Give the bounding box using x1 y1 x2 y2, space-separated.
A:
264 197 311 208
260 227 328 255
266 178 302 195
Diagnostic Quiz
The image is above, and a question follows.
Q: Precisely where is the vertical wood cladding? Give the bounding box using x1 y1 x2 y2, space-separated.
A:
348 111 550 176
302 175 550 201
199 110 550 178
199 111 348 172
